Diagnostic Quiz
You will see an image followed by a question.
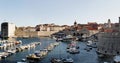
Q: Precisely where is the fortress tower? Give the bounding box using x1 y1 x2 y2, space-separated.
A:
108 19 111 28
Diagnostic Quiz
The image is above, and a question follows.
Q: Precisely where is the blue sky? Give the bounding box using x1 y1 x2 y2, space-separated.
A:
0 0 120 26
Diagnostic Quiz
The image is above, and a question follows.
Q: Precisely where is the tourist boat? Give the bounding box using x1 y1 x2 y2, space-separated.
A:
113 55 120 63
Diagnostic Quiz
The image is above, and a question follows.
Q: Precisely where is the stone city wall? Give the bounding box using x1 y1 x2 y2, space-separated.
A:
97 32 120 55
15 31 58 37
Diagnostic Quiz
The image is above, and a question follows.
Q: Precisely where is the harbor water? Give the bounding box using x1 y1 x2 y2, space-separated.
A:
0 37 113 63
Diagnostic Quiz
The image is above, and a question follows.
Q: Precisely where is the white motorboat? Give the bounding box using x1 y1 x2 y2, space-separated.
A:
67 47 80 54
63 57 74 63
104 62 108 63
51 58 63 63
114 55 120 63
61 35 74 42
67 42 79 49
53 42 60 46
6 49 16 54
17 62 27 63
87 40 93 46
40 49 48 57
17 59 27 63
87 41 97 48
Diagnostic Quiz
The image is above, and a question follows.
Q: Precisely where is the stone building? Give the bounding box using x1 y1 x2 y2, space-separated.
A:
35 24 65 32
15 24 66 37
1 22 16 39
15 26 38 37
97 17 120 56
70 21 99 37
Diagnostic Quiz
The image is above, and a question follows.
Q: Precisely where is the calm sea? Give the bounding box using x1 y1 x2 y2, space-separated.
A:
0 37 113 63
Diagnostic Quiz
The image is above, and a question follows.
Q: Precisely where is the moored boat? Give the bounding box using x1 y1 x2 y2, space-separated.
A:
63 57 74 63
68 47 80 54
17 59 27 63
6 49 16 54
67 42 79 49
113 55 120 63
51 58 63 63
26 54 41 60
61 35 75 42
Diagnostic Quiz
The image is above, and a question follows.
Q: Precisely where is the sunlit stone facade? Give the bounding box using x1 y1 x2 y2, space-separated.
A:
97 17 120 55
97 32 120 55
1 22 16 38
